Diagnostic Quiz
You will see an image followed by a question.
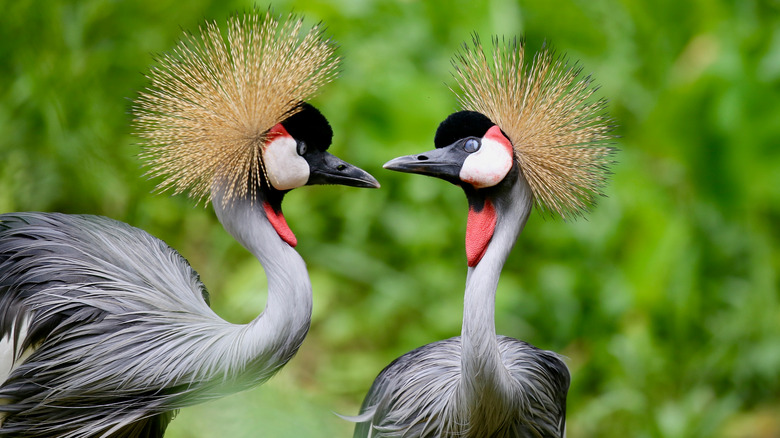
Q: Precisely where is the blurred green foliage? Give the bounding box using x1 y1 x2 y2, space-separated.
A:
2 0 779 436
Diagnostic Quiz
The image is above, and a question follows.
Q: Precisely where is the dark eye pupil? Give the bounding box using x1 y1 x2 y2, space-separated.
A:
297 141 307 156
464 138 480 153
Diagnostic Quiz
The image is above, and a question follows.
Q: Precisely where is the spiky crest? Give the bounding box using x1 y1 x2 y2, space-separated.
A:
133 10 339 205
451 35 616 219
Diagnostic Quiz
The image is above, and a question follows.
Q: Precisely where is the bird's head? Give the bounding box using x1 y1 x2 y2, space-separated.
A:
250 101 378 247
385 36 616 266
384 110 515 190
265 102 378 192
133 11 377 247
384 110 521 267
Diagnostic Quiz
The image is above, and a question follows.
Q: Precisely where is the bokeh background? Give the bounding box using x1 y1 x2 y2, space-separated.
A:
2 0 779 436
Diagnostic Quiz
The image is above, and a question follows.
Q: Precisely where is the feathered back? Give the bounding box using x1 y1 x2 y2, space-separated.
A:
133 10 339 204
451 35 616 219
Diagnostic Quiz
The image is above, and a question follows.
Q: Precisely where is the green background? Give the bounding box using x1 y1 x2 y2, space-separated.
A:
2 0 779 436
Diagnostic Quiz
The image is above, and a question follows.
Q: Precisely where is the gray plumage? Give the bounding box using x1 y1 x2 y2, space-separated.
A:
351 153 570 438
0 208 310 437
355 337 568 438
0 141 377 437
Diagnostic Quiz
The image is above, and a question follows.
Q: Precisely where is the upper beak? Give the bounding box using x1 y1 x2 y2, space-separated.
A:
308 151 380 188
383 145 464 184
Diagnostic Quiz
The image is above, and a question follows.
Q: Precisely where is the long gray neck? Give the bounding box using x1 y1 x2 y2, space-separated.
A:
210 190 312 384
459 175 533 404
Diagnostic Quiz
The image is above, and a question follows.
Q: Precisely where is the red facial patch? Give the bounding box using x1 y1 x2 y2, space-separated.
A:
484 125 513 155
262 201 297 247
266 123 292 145
465 199 497 267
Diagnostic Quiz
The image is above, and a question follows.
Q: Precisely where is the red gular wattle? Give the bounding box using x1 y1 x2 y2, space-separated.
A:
465 199 496 267
262 202 297 247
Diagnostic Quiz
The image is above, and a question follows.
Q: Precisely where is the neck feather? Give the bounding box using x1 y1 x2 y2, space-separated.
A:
210 190 312 385
459 175 533 403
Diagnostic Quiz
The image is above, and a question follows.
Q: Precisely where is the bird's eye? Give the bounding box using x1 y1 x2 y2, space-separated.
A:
464 138 480 153
296 141 307 156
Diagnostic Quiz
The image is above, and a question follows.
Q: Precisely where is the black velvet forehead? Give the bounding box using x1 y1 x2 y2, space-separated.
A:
280 102 333 151
434 111 495 149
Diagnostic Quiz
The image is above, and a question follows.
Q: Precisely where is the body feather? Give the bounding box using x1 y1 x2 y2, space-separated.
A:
0 212 303 437
356 336 568 438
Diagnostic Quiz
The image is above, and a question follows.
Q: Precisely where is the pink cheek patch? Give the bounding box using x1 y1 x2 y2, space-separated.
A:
484 125 513 155
465 199 497 267
266 123 291 143
263 202 297 247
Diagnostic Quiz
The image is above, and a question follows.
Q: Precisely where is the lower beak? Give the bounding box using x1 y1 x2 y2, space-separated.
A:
308 152 380 188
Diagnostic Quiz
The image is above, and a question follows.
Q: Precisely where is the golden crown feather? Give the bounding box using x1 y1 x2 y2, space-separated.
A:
133 10 339 204
450 35 616 219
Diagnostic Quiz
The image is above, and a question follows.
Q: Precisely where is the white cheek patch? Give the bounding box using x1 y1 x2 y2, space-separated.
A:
263 135 310 190
459 135 514 188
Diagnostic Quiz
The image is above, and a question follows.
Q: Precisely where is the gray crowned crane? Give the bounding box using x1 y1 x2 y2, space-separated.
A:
349 36 615 438
0 11 378 438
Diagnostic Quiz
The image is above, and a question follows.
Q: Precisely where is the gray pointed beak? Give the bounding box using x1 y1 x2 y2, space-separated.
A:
383 145 466 184
308 151 380 188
